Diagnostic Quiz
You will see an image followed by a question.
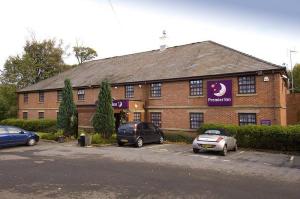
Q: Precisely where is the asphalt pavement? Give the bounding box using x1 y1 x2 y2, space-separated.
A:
0 141 299 199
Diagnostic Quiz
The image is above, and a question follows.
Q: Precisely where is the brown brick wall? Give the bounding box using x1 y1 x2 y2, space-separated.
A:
287 93 300 125
18 73 287 130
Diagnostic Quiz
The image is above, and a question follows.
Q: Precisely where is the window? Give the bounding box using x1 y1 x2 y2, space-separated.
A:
238 76 256 94
38 112 44 119
7 127 22 134
190 80 203 96
238 113 257 126
23 112 28 120
77 89 85 101
133 112 141 122
23 93 28 103
125 85 134 98
150 83 161 97
0 127 7 134
190 113 204 129
150 112 161 127
39 92 44 102
57 90 63 102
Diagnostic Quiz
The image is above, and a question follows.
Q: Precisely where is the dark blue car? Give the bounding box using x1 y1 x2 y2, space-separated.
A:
0 125 39 147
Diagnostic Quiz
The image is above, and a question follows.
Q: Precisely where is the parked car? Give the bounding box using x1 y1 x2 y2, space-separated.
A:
0 125 39 148
192 129 237 156
117 122 164 147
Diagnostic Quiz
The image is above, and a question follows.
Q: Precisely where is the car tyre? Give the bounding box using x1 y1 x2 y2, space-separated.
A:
136 138 143 148
193 148 199 153
233 144 238 151
27 138 36 146
159 135 164 144
117 141 124 147
221 145 227 156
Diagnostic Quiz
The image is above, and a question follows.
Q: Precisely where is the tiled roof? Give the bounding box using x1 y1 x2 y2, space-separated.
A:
19 41 285 92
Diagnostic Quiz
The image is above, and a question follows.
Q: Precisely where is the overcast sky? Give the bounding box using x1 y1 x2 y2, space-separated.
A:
0 0 299 72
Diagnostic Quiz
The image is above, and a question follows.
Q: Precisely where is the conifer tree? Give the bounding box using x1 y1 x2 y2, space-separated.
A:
92 80 115 138
57 79 77 136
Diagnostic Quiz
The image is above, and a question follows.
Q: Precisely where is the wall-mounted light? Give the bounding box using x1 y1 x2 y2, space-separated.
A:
138 85 142 88
114 86 118 89
134 104 138 109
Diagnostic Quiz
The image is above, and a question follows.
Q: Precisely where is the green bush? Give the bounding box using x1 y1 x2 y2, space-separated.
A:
164 131 195 144
0 119 57 132
91 133 116 145
198 124 300 151
37 130 64 141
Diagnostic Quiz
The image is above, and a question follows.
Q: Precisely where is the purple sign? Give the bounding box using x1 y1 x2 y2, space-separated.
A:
207 80 232 106
112 100 129 109
260 119 271 126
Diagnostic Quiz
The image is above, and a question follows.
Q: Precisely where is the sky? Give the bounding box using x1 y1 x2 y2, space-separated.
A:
0 0 299 72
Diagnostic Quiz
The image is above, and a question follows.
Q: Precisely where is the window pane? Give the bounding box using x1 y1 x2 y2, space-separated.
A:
57 91 63 102
150 83 161 97
24 93 28 103
190 80 203 96
190 113 204 129
238 113 256 126
150 112 161 127
39 92 44 102
238 76 256 94
38 112 44 119
133 112 141 122
23 112 28 120
125 85 134 98
78 89 85 100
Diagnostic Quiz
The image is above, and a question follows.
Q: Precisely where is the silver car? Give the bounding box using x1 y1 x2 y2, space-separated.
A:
192 129 237 156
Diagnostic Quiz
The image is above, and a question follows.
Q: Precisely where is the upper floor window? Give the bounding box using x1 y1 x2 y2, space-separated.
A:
23 93 28 104
39 92 44 103
238 76 256 94
150 83 161 97
57 90 63 102
190 112 204 129
238 113 256 126
77 89 85 101
190 80 203 96
150 112 161 127
125 85 134 98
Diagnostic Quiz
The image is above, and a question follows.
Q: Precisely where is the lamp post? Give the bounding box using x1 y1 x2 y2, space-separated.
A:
290 50 297 93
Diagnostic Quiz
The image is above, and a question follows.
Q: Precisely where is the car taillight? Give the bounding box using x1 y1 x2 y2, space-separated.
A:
216 137 223 142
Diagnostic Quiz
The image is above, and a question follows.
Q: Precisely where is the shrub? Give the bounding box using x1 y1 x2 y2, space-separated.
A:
198 124 300 151
91 133 116 145
0 118 57 132
164 131 195 144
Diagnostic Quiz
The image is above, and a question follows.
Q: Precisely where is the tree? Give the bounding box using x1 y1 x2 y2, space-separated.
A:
57 79 77 137
73 46 98 64
1 38 70 88
292 64 300 92
92 80 115 138
0 84 17 121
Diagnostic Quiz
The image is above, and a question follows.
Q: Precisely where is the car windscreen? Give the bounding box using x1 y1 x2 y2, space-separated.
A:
118 123 136 130
203 130 224 135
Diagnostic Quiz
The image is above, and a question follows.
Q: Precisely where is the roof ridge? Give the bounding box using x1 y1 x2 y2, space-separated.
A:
207 40 284 69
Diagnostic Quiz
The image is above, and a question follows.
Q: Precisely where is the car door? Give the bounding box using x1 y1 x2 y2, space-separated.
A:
0 127 10 146
141 123 152 143
148 123 159 142
6 127 28 145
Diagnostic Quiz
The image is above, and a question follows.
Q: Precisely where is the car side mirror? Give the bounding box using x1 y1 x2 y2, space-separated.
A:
19 131 24 134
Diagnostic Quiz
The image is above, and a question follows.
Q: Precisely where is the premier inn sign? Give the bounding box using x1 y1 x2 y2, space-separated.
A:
112 100 129 109
207 80 232 106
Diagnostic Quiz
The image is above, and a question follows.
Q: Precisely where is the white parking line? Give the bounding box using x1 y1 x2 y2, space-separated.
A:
238 151 245 154
263 163 272 166
290 156 294 161
223 159 230 162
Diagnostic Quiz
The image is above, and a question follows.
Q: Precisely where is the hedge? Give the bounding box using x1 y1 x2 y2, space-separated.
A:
164 131 195 144
198 124 300 151
0 119 57 133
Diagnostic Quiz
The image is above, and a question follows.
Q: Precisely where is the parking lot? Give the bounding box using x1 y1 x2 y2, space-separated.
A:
1 141 300 198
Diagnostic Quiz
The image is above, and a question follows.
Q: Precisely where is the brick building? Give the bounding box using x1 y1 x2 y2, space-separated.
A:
17 41 288 131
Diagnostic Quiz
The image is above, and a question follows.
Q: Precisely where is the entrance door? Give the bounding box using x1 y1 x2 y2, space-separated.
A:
114 113 121 131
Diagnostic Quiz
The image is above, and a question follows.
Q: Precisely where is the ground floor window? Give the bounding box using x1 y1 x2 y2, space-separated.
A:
23 112 28 120
150 112 161 127
133 112 141 122
238 113 256 125
190 113 204 129
38 112 44 119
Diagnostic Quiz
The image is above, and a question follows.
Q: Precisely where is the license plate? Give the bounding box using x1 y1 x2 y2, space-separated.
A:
201 144 214 148
121 139 128 143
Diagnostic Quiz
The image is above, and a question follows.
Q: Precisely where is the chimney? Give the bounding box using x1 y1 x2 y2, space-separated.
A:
159 30 167 51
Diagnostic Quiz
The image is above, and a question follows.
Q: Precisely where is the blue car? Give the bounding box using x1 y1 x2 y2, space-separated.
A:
0 125 39 148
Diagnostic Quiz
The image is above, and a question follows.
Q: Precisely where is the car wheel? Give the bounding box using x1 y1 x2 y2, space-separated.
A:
221 145 227 156
117 141 124 147
233 144 238 151
193 148 199 153
27 138 36 146
159 136 164 144
136 138 143 148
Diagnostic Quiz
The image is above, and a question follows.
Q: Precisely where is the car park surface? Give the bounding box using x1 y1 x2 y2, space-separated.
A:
0 141 299 199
